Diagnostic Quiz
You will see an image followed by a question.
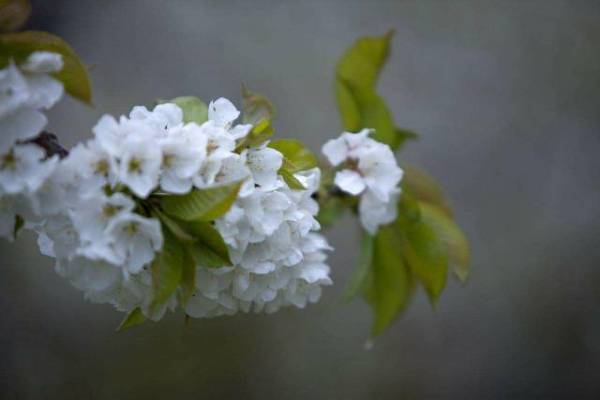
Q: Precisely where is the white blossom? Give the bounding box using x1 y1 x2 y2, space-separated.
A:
322 129 404 234
0 52 64 153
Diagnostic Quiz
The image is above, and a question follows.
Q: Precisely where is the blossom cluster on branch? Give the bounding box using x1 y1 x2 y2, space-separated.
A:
0 52 332 323
0 11 470 336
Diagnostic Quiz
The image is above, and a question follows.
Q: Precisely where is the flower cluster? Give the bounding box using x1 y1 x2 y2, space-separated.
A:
187 167 332 317
0 51 64 239
322 129 403 234
1 50 332 323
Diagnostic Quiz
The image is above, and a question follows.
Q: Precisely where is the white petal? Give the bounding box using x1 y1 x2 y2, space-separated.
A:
208 98 240 127
21 52 63 73
334 169 365 195
321 136 347 166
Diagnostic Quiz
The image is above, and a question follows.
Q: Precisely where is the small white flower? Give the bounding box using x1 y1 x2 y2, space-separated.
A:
322 129 403 234
159 124 207 193
245 146 283 191
104 213 163 275
0 144 58 194
0 54 64 152
70 192 135 243
117 135 162 198
208 98 240 129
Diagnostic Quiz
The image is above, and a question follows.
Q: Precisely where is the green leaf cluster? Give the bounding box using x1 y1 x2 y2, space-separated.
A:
118 182 240 330
335 30 416 150
269 139 318 189
336 32 471 337
0 30 92 103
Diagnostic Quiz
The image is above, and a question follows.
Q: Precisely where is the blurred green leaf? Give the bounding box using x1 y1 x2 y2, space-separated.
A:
235 118 273 152
0 31 92 103
12 214 23 240
183 220 231 267
316 195 345 228
179 247 196 306
242 84 274 125
364 224 412 336
116 307 146 332
0 0 30 32
339 80 399 148
400 211 448 305
168 96 208 125
419 202 470 282
335 30 415 150
161 181 242 222
279 168 305 190
403 165 453 217
151 230 185 307
269 139 318 172
269 139 318 190
343 232 373 301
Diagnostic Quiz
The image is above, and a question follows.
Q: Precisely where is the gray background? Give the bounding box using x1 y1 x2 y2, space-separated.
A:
1 0 599 398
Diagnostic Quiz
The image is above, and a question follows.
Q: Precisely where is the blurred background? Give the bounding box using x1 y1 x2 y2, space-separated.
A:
1 0 599 398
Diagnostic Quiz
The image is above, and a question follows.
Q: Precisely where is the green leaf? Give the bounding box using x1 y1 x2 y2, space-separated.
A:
0 0 30 32
116 307 146 332
418 203 470 282
161 181 242 222
279 168 305 190
268 139 318 191
269 139 317 172
235 118 273 152
337 30 393 89
402 165 453 217
151 230 185 307
399 205 449 304
12 214 23 240
242 84 275 125
343 232 373 301
339 80 399 148
335 30 415 150
0 31 92 103
179 246 196 305
183 220 231 267
168 96 208 125
364 224 412 336
316 195 345 228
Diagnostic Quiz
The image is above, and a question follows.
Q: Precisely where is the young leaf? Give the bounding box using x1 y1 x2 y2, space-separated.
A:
364 224 412 336
160 181 242 222
343 232 374 301
339 80 399 149
151 230 185 307
183 220 231 267
0 31 92 103
242 84 275 125
235 118 273 152
168 96 208 125
0 0 30 32
179 247 196 305
116 307 146 332
402 165 453 217
279 168 305 190
418 203 470 282
269 139 317 172
399 209 449 305
335 30 415 150
12 214 24 240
